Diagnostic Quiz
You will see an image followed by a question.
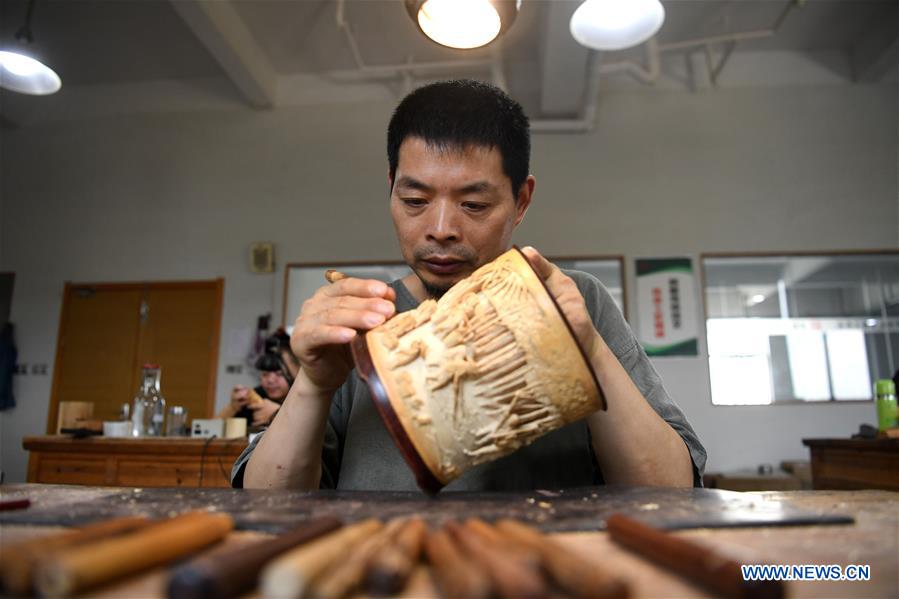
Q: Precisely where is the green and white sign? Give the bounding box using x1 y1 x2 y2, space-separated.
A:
635 258 699 357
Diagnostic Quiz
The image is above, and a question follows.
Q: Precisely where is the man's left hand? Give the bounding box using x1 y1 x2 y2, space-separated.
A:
520 246 600 358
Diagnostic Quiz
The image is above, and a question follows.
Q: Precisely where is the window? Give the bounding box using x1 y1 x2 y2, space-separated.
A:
702 252 899 405
554 257 626 316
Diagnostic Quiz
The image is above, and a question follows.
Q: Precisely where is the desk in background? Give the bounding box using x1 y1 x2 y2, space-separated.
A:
803 438 899 491
23 436 247 488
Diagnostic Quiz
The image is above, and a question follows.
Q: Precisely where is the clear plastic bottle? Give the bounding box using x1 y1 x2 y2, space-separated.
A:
132 364 166 437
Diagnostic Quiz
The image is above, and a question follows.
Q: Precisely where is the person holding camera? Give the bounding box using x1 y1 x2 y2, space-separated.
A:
218 330 299 428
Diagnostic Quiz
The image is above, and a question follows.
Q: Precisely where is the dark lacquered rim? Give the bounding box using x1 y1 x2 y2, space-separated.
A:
511 245 606 411
351 334 444 495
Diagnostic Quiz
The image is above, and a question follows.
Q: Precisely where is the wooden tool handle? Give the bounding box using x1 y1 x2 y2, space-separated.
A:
365 517 427 595
463 518 545 584
495 518 630 599
167 515 342 599
35 511 233 598
424 528 492 599
464 518 539 565
0 497 31 511
325 270 348 283
447 520 547 599
606 513 784 599
261 518 382 599
311 518 404 598
0 515 151 596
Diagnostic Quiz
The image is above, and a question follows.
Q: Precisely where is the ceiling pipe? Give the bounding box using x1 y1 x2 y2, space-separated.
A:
532 0 801 132
658 0 799 52
531 50 604 133
330 0 800 132
531 37 659 133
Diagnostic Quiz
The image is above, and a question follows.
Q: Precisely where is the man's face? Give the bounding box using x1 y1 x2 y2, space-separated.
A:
390 137 533 298
260 371 289 401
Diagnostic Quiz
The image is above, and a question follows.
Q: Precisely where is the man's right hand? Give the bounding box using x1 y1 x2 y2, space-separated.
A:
290 278 396 394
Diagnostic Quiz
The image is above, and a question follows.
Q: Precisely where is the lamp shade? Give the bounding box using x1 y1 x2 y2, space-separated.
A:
0 50 61 95
570 0 665 51
405 0 521 50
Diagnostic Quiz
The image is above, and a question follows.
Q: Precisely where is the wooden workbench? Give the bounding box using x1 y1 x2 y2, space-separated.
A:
1 484 896 598
803 438 899 491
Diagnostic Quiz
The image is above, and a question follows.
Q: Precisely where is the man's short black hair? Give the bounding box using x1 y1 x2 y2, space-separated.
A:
387 79 530 199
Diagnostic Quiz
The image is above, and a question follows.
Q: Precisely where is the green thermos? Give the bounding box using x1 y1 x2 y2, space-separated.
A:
874 379 897 432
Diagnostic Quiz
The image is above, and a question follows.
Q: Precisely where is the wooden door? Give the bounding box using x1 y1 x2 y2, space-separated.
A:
48 280 223 433
134 285 221 425
48 286 143 430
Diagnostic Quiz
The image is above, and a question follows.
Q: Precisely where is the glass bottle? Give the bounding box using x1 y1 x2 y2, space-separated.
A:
132 364 166 437
874 379 897 432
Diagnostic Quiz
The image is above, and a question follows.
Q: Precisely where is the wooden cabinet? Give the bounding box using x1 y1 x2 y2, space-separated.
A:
24 436 247 488
803 438 899 491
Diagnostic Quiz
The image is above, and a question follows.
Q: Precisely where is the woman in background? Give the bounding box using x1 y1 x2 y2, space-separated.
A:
218 330 298 428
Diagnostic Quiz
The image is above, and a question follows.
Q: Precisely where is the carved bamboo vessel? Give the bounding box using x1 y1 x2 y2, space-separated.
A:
352 247 605 493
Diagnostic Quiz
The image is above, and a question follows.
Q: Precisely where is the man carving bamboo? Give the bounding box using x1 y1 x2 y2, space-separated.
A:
233 80 706 491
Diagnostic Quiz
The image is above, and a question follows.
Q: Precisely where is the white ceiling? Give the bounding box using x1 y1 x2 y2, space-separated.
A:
0 0 896 115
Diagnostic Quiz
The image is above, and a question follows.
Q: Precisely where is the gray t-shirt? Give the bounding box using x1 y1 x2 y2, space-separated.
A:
232 270 707 490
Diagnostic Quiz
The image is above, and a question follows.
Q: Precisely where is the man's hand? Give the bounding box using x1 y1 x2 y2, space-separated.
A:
249 398 281 426
290 278 397 394
521 246 600 357
522 246 693 487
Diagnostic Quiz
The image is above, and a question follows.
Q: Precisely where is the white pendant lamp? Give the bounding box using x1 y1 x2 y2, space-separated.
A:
0 0 61 96
405 0 521 50
570 0 665 51
0 50 60 95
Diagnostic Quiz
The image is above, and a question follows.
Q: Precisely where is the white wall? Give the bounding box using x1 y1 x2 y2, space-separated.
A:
525 84 899 473
1 79 896 482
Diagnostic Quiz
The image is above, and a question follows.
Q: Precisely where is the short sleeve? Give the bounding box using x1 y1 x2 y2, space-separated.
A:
230 431 261 488
319 377 355 489
565 269 708 486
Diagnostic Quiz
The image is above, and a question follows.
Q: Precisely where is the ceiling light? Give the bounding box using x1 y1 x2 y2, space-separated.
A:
0 0 61 95
570 0 665 51
405 0 521 50
0 50 60 95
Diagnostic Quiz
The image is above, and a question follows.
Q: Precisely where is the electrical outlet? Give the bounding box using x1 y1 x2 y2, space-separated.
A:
226 364 243 374
31 364 49 375
14 364 27 375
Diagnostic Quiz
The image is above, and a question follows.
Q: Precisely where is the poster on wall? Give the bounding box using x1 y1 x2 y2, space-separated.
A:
635 257 699 357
